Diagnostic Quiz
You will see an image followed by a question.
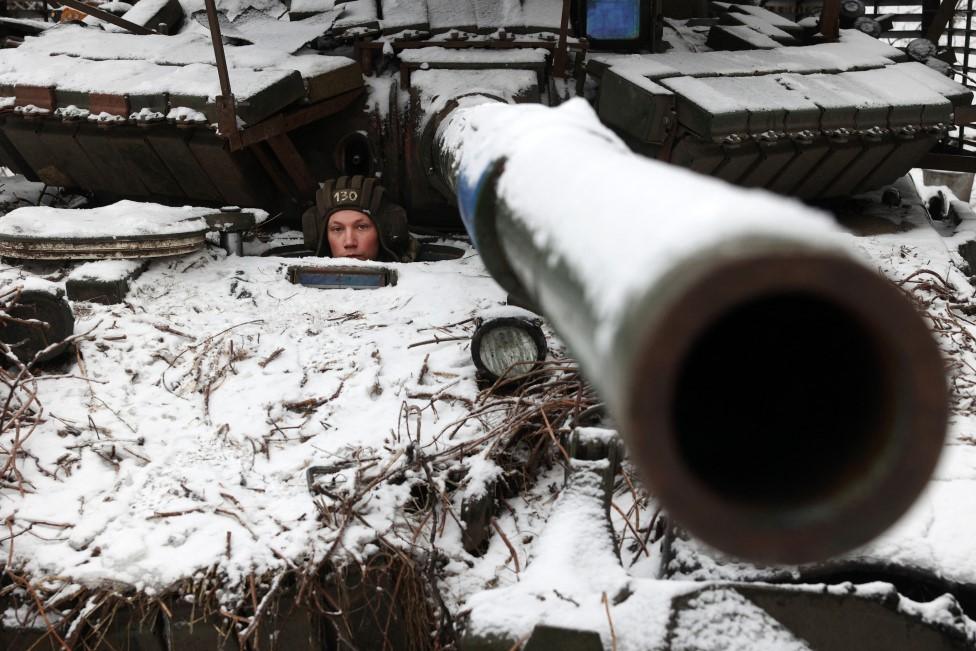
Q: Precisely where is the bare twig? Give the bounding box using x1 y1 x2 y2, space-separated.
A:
148 508 206 519
490 518 521 574
407 335 469 349
601 591 618 651
154 323 194 340
258 348 284 368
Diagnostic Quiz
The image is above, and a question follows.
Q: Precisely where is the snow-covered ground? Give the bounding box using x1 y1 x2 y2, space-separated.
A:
0 169 975 649
2 0 976 646
0 221 510 597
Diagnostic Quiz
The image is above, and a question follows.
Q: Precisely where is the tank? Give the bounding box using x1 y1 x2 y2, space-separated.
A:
0 2 970 649
0 0 970 226
0 0 961 565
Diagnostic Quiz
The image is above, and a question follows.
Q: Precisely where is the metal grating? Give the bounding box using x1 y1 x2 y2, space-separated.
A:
865 1 934 41
860 2 976 150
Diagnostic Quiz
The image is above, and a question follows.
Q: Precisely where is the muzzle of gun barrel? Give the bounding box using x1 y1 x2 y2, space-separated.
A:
432 98 948 565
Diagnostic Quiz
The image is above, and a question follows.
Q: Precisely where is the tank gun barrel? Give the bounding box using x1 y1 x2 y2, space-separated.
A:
432 98 948 565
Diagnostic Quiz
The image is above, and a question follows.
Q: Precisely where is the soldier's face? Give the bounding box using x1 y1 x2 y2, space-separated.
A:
327 210 380 261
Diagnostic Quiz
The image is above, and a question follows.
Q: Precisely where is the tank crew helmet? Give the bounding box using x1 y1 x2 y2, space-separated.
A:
303 175 418 263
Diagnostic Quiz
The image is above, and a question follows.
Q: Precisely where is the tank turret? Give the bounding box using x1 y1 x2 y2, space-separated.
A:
0 1 970 223
0 1 963 563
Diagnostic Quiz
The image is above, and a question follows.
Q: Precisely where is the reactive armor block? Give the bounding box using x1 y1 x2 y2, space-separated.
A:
593 31 970 198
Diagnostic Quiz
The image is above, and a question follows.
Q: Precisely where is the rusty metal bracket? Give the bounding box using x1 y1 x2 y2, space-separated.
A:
215 95 243 150
955 104 976 124
656 120 681 163
251 144 301 200
354 38 377 76
267 133 317 197
90 93 130 117
203 0 243 150
50 0 154 34
14 85 56 111
552 0 571 78
238 87 363 148
919 151 976 173
819 0 840 41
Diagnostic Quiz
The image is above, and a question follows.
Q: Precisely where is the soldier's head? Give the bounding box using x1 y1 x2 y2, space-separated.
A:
304 176 418 263
326 208 380 261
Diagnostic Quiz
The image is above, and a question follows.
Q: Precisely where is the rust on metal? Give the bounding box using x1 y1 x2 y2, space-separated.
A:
251 143 302 200
238 87 363 148
50 0 154 35
203 0 243 150
354 38 376 76
819 0 841 40
204 0 232 96
14 85 56 111
215 95 243 150
0 233 207 259
399 59 546 91
552 0 572 78
926 0 959 42
89 93 131 117
267 133 317 197
359 38 587 53
919 151 976 174
955 103 976 124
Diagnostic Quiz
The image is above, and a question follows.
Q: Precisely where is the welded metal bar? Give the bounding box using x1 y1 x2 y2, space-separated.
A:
963 0 973 147
920 151 976 171
203 0 231 97
251 143 299 200
551 0 571 78
966 1 973 80
926 0 960 41
820 0 841 39
267 133 317 197
238 87 363 148
954 103 976 123
51 0 153 34
202 0 242 149
368 39 586 51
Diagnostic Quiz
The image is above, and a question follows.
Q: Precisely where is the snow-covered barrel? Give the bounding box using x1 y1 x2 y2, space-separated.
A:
433 98 948 565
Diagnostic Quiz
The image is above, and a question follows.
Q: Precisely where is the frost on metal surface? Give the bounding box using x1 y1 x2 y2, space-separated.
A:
0 1 975 646
464 461 681 649
0 201 214 239
0 240 507 598
439 98 848 355
670 589 812 651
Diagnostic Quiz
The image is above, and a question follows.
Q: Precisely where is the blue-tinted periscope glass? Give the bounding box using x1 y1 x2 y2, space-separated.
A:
586 0 641 40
